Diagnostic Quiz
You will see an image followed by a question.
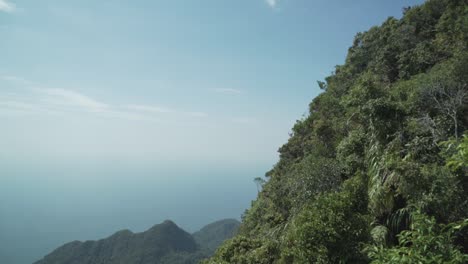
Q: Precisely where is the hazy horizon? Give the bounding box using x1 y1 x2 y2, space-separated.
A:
1 0 426 263
1 159 267 263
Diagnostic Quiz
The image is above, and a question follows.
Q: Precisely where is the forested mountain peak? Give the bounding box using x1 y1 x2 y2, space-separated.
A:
205 0 468 263
34 219 240 264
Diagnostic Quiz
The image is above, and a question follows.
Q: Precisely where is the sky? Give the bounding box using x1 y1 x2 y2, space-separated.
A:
1 0 425 263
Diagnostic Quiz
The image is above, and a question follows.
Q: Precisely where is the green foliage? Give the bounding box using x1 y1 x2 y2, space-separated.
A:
207 0 468 263
283 176 370 264
368 213 468 263
287 155 343 209
441 134 468 171
337 127 367 175
202 236 279 264
400 164 467 223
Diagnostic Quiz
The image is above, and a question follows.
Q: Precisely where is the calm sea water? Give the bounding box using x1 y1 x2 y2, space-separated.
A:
0 159 264 264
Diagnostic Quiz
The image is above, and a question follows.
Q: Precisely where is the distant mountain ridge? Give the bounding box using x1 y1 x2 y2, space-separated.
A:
193 219 240 253
34 219 240 264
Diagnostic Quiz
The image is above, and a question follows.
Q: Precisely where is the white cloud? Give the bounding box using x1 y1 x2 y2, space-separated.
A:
125 104 173 114
125 104 207 118
1 76 109 112
214 88 243 95
1 76 209 121
100 109 161 122
265 0 277 8
38 88 109 112
0 0 15 13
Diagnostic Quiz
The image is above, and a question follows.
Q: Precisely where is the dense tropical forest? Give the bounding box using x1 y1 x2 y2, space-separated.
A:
205 0 468 263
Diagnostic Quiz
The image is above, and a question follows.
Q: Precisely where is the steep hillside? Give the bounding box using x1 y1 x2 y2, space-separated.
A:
206 0 468 263
34 219 240 264
193 219 240 253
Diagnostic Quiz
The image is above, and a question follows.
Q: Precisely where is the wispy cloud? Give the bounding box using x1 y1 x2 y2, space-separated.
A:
265 0 278 9
125 104 207 118
214 88 243 95
0 76 209 121
1 76 110 114
38 88 109 112
0 0 15 13
125 104 173 114
101 109 161 122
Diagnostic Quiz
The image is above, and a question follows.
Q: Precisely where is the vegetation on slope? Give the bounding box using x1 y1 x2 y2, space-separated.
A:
205 0 468 263
34 219 240 264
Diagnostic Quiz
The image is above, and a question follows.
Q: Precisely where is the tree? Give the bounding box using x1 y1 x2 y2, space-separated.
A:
368 213 468 263
441 133 468 171
254 177 266 193
424 81 467 140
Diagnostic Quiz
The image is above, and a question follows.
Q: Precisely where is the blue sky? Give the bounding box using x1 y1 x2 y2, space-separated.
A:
1 1 426 263
0 0 425 165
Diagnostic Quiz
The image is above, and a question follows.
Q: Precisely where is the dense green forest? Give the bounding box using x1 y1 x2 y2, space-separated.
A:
205 0 468 263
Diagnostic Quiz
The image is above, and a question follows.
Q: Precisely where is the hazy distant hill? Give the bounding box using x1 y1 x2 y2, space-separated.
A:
193 219 240 253
34 219 240 264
